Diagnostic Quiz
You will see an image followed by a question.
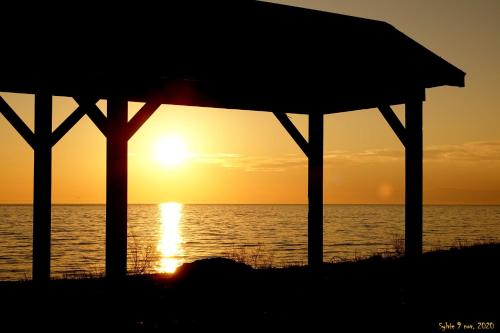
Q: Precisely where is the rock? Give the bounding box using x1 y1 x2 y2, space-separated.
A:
174 257 252 281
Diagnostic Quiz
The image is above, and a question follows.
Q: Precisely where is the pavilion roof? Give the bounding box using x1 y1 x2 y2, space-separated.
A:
0 0 465 113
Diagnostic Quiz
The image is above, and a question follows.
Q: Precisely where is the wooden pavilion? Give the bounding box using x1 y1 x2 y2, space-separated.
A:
0 0 465 281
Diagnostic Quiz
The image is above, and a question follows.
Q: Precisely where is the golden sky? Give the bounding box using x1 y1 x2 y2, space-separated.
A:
1 0 500 204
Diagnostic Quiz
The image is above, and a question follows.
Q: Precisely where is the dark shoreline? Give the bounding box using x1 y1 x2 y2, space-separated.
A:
1 243 499 332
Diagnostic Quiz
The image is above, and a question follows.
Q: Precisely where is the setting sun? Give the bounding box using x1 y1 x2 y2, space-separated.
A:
153 136 189 167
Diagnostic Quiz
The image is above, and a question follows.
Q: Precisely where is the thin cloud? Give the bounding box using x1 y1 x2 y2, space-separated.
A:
327 140 500 164
191 152 244 168
425 141 500 162
189 140 500 172
192 152 306 172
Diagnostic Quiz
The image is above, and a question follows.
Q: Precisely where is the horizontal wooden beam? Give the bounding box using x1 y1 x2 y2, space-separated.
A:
51 100 97 146
273 112 309 158
127 100 162 140
0 96 35 148
74 97 108 136
378 105 407 147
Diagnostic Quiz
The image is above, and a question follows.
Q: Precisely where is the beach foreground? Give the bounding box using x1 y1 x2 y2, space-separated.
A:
1 243 498 332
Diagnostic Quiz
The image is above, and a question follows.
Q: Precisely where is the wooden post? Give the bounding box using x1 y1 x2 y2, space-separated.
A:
33 93 52 282
405 98 423 257
308 112 324 269
106 98 128 279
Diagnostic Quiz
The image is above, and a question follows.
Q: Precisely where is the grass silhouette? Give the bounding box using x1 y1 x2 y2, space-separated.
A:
1 242 498 332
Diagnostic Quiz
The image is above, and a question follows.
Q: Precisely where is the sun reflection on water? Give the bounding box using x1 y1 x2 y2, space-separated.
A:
157 202 184 273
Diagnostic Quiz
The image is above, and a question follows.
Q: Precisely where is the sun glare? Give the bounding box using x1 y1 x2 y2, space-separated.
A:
153 136 189 167
157 202 184 273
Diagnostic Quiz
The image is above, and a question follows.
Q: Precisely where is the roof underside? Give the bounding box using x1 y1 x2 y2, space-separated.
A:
0 0 465 114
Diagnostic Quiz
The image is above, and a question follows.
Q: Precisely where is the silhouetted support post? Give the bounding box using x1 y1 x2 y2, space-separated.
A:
405 98 423 257
308 113 324 269
106 98 128 279
33 93 52 282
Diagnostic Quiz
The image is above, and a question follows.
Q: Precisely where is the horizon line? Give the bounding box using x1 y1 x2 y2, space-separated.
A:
1 202 499 206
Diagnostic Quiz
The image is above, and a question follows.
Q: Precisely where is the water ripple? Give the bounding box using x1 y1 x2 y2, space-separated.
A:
0 204 499 280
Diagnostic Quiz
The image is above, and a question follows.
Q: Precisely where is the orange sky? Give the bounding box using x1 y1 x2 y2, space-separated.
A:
1 0 500 204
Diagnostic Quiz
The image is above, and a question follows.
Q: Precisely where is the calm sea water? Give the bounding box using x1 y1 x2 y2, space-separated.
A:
0 204 499 281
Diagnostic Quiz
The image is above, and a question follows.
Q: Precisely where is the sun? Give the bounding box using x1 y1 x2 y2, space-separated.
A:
153 136 189 167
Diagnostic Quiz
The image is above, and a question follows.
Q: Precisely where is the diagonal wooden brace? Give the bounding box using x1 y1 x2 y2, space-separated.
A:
274 112 310 158
378 105 407 147
0 96 35 148
127 100 162 140
74 97 108 137
51 97 100 146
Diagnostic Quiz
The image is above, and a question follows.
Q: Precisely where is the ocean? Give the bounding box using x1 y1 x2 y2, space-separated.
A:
0 204 499 281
